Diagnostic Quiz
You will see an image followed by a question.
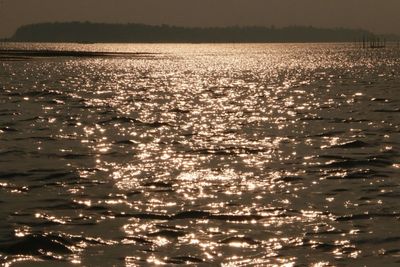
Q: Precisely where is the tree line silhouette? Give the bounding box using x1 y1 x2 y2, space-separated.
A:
10 22 381 43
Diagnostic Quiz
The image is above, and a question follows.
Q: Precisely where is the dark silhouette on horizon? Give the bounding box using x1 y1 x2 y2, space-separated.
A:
9 22 393 43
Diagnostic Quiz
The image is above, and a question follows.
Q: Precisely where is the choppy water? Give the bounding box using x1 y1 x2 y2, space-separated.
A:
0 43 400 266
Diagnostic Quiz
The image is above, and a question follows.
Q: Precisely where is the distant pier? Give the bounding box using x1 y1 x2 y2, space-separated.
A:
356 35 390 49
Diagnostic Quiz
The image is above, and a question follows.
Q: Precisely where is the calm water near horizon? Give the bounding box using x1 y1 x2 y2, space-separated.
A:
0 43 399 266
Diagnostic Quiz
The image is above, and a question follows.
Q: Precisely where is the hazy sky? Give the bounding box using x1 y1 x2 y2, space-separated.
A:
1 0 399 38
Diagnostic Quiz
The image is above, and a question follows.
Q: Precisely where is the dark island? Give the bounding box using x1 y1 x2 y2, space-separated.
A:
8 22 385 43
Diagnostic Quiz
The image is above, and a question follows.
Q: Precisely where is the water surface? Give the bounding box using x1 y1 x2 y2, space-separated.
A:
0 43 400 266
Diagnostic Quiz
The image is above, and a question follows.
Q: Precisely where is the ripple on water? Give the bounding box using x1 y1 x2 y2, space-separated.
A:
0 43 400 266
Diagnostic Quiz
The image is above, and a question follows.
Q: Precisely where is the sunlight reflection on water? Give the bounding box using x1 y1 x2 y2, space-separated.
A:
0 43 399 266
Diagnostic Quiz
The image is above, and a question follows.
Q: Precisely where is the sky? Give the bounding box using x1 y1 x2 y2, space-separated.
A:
1 0 399 38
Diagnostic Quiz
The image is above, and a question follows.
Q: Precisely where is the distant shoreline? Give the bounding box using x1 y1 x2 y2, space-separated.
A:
8 22 397 44
0 49 159 61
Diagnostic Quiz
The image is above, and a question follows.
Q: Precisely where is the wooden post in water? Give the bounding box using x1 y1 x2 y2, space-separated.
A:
362 35 366 49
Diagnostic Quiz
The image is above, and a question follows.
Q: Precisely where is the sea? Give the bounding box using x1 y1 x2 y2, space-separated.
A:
0 43 399 266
